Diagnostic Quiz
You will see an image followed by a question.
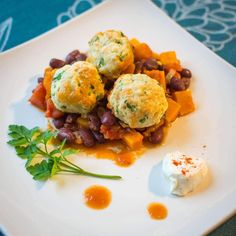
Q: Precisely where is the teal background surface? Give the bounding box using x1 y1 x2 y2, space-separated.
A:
0 0 235 235
1 0 235 67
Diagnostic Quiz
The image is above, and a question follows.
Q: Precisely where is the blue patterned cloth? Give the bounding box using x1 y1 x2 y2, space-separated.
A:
0 0 235 235
153 0 236 67
0 0 236 67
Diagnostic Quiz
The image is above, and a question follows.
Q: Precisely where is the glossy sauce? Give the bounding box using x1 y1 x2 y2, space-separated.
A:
147 202 168 220
77 141 145 167
84 185 111 210
51 123 167 168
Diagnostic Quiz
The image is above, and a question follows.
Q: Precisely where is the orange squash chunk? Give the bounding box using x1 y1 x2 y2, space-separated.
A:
43 67 57 99
165 98 181 123
152 52 160 60
77 117 89 128
123 63 135 74
122 131 143 150
160 51 182 71
144 70 166 91
160 51 178 64
130 38 158 62
173 90 195 116
129 38 141 48
134 43 153 61
45 98 64 119
29 82 46 110
130 38 152 61
167 62 182 71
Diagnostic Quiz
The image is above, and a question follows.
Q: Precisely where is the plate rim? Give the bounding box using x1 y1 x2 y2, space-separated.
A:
0 0 236 235
1 0 235 73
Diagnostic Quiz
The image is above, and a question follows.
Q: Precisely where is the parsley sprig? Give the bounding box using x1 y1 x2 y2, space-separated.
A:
7 125 121 181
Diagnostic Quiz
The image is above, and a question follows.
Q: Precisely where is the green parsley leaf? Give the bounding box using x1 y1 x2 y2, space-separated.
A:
119 54 126 61
26 159 54 181
62 149 77 157
7 137 28 146
139 117 147 123
51 159 60 177
53 72 64 81
49 149 61 156
7 124 122 181
126 103 136 112
139 118 145 123
98 57 105 68
89 35 99 45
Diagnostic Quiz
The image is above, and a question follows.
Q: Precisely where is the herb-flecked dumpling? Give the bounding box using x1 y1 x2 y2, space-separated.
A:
51 61 104 114
108 74 168 128
87 30 134 80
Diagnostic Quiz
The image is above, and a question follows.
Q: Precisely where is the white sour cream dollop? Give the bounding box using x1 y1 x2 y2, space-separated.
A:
162 151 208 196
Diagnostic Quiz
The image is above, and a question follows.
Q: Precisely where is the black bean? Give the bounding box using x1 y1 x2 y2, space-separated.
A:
53 117 65 129
49 58 66 69
157 63 164 71
37 77 44 83
170 77 185 91
64 123 78 131
182 77 191 89
136 128 146 132
75 53 87 62
148 127 164 144
65 50 87 64
101 111 116 126
134 61 144 73
143 58 158 70
181 68 192 78
164 66 169 74
97 106 106 120
104 80 115 90
79 128 95 147
57 128 75 143
65 113 78 124
92 131 105 143
98 98 108 108
88 113 101 131
65 50 80 64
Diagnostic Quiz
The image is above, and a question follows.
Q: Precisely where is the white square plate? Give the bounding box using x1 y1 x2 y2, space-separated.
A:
0 0 236 235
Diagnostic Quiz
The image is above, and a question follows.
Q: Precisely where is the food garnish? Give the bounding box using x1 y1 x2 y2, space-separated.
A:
162 151 208 196
7 124 122 181
26 30 196 166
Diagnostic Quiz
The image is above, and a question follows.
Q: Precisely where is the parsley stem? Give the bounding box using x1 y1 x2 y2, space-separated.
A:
59 162 121 180
44 142 48 154
64 159 83 171
35 147 51 159
59 162 80 172
37 147 122 180
61 169 122 180
8 124 122 181
79 170 122 180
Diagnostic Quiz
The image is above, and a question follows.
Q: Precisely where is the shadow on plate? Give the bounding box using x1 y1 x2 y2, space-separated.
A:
148 161 171 197
10 76 46 128
148 160 212 198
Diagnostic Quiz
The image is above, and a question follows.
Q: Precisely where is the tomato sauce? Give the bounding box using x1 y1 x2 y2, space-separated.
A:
84 185 111 210
77 141 145 167
147 202 168 220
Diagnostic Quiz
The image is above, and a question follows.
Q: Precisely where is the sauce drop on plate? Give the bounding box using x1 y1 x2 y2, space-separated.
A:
115 152 135 167
84 185 111 210
147 202 168 220
76 141 145 167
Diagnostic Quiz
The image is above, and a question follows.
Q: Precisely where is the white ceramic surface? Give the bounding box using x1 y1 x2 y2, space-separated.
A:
0 0 236 235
